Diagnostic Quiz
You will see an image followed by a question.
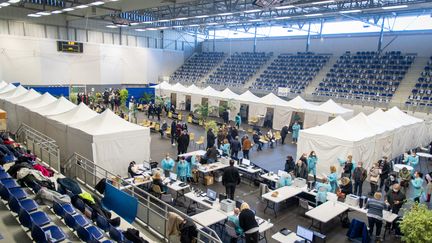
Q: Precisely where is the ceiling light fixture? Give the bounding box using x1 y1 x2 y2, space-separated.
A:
188 24 199 27
226 21 238 24
143 21 153 24
312 0 335 5
249 19 262 22
173 25 183 28
274 16 291 20
382 5 408 10
146 28 157 30
175 17 188 20
0 2 10 6
90 1 104 6
106 25 118 28
195 15 209 18
51 10 63 14
275 5 295 10
158 19 169 22
244 9 261 13
304 13 323 17
207 22 218 25
130 22 139 26
28 13 41 17
8 0 21 3
37 12 51 16
135 29 146 32
63 8 74 11
218 12 233 16
339 9 362 14
76 5 89 9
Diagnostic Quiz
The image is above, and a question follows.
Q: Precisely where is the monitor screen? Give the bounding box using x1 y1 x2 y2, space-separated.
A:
297 225 314 242
207 189 217 200
169 172 177 181
278 170 287 177
242 159 251 166
235 200 243 209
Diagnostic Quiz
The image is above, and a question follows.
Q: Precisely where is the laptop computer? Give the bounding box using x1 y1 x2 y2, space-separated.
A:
169 172 177 183
203 189 217 205
296 225 314 243
242 159 251 166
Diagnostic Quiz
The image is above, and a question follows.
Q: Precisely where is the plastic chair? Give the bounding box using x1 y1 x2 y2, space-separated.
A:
0 178 20 189
31 224 67 243
95 213 110 232
9 196 38 214
64 212 90 230
53 201 76 218
0 171 11 180
195 136 205 149
18 208 51 229
0 185 27 201
299 198 314 216
109 226 125 242
77 225 104 242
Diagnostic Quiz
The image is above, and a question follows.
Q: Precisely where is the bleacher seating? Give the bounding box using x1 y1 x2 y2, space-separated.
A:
406 56 432 107
170 52 225 84
252 52 330 94
207 52 272 87
314 51 415 103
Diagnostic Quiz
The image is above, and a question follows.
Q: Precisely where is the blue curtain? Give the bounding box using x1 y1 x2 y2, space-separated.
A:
102 182 138 223
24 86 69 98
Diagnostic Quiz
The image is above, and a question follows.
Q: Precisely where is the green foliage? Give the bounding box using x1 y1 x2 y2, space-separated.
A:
139 92 154 104
119 89 129 109
218 99 236 113
204 120 218 132
155 96 164 106
400 203 432 243
69 93 77 104
193 104 217 120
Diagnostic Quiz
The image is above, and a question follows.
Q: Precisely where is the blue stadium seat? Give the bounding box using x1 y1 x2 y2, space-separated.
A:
64 212 90 230
0 178 20 189
9 196 38 214
77 225 104 242
95 213 110 232
0 185 28 200
31 224 67 243
53 201 76 218
18 208 51 229
109 226 125 242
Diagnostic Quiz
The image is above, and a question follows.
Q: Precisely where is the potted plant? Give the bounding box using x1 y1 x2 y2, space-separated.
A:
218 99 236 117
400 203 432 243
139 92 154 104
119 89 129 111
193 104 217 125
69 93 78 104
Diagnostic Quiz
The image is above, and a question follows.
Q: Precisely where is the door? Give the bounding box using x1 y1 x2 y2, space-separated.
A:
185 95 191 111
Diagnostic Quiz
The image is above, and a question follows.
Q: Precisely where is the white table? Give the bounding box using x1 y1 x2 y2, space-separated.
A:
417 152 432 158
306 201 349 232
120 175 152 190
393 164 413 172
191 208 227 228
262 186 303 217
179 150 206 157
166 181 190 203
260 173 279 183
235 164 262 174
272 232 304 243
197 162 229 173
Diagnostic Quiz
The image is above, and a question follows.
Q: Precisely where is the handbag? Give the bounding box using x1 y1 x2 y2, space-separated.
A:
370 175 379 184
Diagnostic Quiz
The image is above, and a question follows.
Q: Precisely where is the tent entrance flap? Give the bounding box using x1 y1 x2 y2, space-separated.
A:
185 95 191 111
219 100 228 117
264 107 274 128
170 93 177 107
291 112 305 127
201 97 209 106
240 104 249 122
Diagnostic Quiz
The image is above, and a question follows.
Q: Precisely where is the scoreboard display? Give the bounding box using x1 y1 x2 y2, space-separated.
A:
57 41 84 53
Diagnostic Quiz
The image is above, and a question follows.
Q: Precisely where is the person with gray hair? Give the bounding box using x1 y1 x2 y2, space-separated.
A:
366 192 386 240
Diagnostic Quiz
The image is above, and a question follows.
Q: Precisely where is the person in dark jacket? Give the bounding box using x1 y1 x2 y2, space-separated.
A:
294 159 308 179
128 161 141 177
222 160 241 200
160 121 168 137
206 128 216 149
281 125 289 145
379 157 391 191
177 130 190 155
204 145 218 164
252 132 262 151
222 110 229 124
230 136 241 160
239 202 259 243
285 156 295 174
170 120 177 146
179 217 198 243
352 161 367 196
340 177 353 196
385 183 405 214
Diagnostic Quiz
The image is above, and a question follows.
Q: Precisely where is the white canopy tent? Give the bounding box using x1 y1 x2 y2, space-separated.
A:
16 93 57 129
45 103 99 161
259 93 292 130
2 89 41 132
217 88 240 120
237 91 267 122
0 83 17 94
304 99 354 128
66 109 151 176
0 81 8 90
0 85 28 103
153 81 173 97
297 116 377 174
30 97 76 133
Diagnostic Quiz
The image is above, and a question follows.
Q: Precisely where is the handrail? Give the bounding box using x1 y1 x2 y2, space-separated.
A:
15 123 61 172
63 153 222 243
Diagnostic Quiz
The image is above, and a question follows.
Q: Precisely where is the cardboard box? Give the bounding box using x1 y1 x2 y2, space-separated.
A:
204 175 214 186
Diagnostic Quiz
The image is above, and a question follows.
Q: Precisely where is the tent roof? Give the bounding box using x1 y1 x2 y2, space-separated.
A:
0 81 7 90
385 106 423 125
347 112 388 136
184 84 203 95
238 90 261 103
202 86 221 97
169 83 187 91
152 81 172 90
259 93 289 106
31 97 76 116
68 109 148 136
219 88 239 100
367 109 404 130
0 85 28 99
18 92 57 109
47 102 98 125
285 96 318 111
0 83 16 94
5 89 41 104
302 116 368 142
319 99 353 115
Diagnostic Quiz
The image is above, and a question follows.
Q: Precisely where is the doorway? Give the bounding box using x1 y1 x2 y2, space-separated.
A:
170 93 177 108
185 95 191 111
264 107 274 128
240 104 249 122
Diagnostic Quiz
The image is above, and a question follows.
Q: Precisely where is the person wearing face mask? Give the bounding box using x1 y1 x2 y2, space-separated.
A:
294 159 308 180
161 153 175 177
384 172 398 193
411 171 424 203
385 183 406 214
307 151 318 182
338 155 356 179
315 178 332 205
352 161 367 196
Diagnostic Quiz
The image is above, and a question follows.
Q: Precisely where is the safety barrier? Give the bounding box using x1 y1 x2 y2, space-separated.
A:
63 153 222 243
15 123 61 172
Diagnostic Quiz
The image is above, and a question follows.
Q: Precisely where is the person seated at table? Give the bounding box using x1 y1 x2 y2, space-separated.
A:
277 172 293 188
315 178 332 205
239 203 259 243
220 139 231 157
227 208 243 242
187 155 200 183
339 177 353 198
203 145 218 164
176 157 189 182
152 172 167 193
327 165 338 193
266 130 275 148
127 161 141 177
161 153 175 178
